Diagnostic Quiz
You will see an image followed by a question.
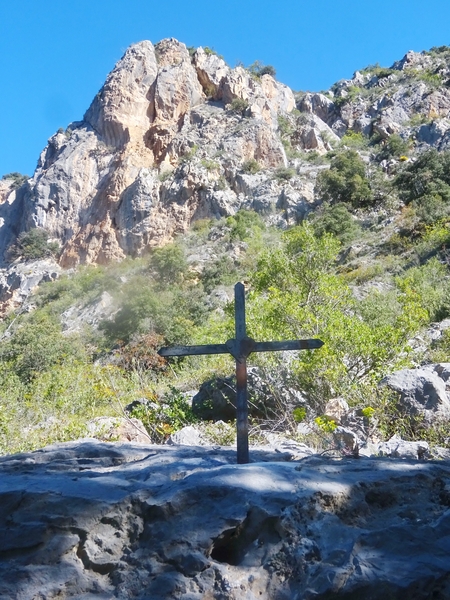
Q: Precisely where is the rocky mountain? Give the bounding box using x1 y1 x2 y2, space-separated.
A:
2 40 450 600
0 39 294 269
2 42 450 309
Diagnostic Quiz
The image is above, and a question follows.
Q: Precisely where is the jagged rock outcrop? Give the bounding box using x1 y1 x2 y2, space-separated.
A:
1 440 450 599
0 258 61 316
0 39 295 269
381 364 450 422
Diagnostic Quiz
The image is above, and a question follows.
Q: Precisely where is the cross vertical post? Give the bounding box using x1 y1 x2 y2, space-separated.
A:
234 282 249 464
157 282 324 464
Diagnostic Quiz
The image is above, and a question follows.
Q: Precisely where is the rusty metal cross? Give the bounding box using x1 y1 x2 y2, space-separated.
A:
158 282 324 464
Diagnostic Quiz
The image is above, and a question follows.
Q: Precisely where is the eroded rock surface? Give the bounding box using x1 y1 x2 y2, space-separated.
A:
0 39 295 268
1 440 450 599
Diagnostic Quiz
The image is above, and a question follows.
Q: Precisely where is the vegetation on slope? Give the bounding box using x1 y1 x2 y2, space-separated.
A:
2 47 450 454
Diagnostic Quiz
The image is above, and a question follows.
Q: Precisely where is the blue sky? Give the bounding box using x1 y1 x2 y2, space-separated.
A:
1 0 449 176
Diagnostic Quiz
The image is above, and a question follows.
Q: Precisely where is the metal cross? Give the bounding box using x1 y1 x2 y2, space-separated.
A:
158 282 324 464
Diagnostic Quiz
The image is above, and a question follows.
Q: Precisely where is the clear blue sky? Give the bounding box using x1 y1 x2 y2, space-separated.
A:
1 0 449 176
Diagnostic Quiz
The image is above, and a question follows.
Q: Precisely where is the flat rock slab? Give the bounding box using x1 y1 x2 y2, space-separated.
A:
1 440 450 599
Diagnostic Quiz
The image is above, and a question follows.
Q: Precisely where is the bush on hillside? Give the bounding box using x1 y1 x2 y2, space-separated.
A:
311 203 361 244
8 228 59 262
1 172 29 190
394 149 450 224
315 150 374 208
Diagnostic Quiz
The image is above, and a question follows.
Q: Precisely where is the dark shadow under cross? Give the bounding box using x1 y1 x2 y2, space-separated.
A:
158 282 324 464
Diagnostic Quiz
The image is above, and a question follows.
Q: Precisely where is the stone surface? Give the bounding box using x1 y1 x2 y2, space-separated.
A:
381 365 450 422
1 440 450 599
86 417 151 444
0 38 295 269
192 367 306 422
0 258 62 315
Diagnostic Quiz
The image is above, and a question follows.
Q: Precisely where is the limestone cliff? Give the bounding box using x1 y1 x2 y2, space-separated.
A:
0 39 295 268
3 41 450 301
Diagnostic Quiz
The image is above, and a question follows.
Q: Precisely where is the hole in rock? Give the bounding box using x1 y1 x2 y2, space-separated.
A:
210 506 282 566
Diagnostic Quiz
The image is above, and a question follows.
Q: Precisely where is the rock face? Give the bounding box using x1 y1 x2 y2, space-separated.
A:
381 364 450 422
3 43 450 276
1 440 450 599
0 258 61 316
0 39 295 268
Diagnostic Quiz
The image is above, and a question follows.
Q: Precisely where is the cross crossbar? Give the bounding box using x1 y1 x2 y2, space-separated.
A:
158 282 324 464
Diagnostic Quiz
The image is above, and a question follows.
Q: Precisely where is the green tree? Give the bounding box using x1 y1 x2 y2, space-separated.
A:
150 243 188 285
0 314 86 382
394 149 450 223
8 228 59 261
316 150 373 207
246 223 426 408
310 203 361 244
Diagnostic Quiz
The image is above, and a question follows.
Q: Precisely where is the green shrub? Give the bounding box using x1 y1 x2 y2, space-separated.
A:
246 223 426 409
203 47 223 59
128 387 197 443
273 167 295 181
226 209 265 242
340 130 368 149
228 98 249 116
150 243 188 285
376 134 410 161
0 313 87 383
1 172 29 190
316 150 374 208
394 149 450 224
8 228 59 261
311 203 361 244
202 256 239 294
315 416 337 433
242 158 261 174
248 61 276 79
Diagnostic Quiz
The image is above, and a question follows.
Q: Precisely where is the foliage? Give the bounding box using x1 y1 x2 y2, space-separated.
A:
333 86 363 108
128 387 197 443
228 98 249 116
310 203 361 244
180 145 198 163
361 63 395 79
8 228 59 261
314 415 337 432
315 150 374 208
376 134 410 161
247 61 276 79
394 149 450 224
111 332 167 372
273 167 296 181
150 242 188 285
246 223 426 409
203 46 223 59
242 158 261 174
292 407 307 422
395 258 450 322
0 313 87 383
201 255 239 294
1 172 29 189
340 130 368 149
226 209 265 241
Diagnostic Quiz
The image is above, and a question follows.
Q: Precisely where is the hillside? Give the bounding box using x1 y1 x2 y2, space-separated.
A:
0 40 450 455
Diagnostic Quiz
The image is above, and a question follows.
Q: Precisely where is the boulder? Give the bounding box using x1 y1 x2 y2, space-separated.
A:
377 434 430 460
192 367 306 422
0 258 61 315
324 397 349 424
381 366 450 422
0 441 450 598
